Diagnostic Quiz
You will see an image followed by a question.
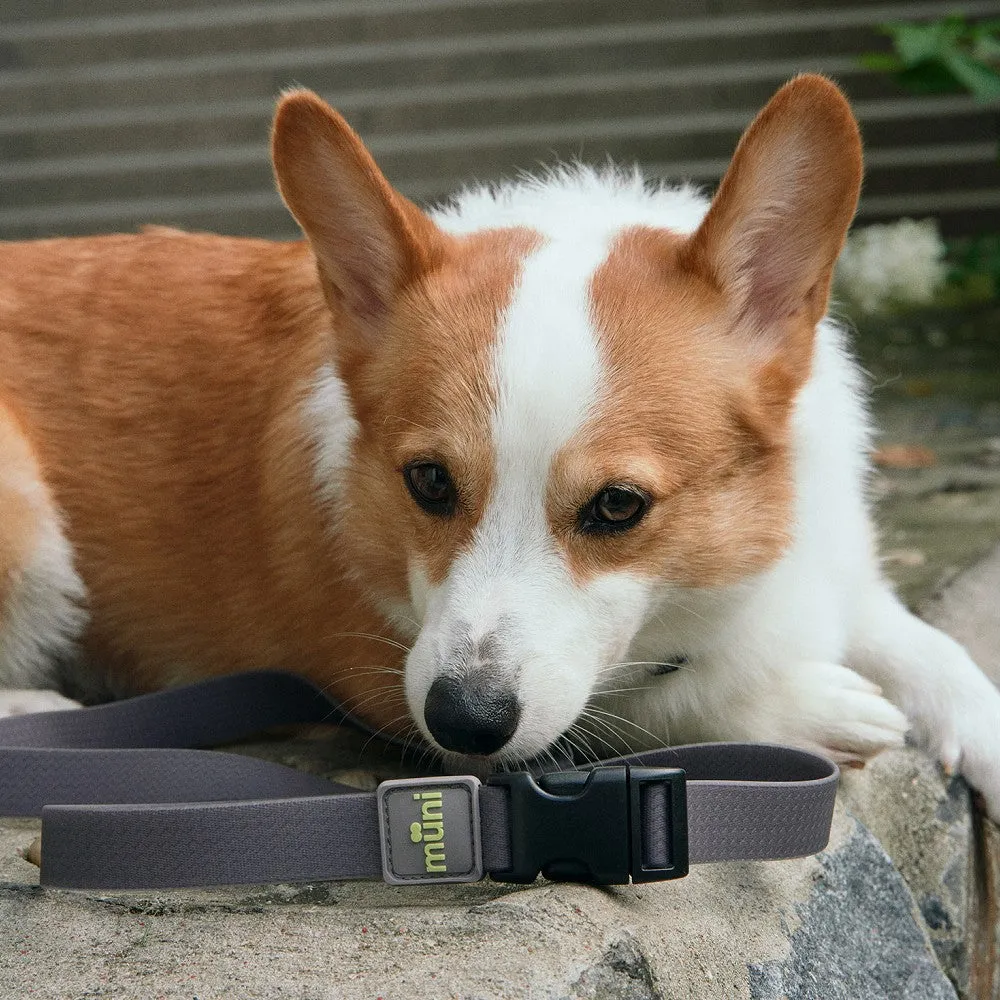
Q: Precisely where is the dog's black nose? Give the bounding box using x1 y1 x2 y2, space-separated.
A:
424 674 521 755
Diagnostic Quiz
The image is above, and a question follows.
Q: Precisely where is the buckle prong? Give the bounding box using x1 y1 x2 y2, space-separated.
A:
488 765 687 885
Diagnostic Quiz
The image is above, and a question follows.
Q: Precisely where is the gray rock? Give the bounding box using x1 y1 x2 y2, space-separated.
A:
749 825 957 1000
922 542 1000 687
838 542 1000 1000
921 543 1000 999
0 796 956 999
559 934 660 1000
840 750 975 995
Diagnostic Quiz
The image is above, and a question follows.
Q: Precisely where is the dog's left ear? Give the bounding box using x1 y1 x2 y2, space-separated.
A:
682 75 862 384
271 89 445 330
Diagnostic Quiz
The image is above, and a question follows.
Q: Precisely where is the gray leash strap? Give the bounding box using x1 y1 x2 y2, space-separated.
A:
0 671 838 889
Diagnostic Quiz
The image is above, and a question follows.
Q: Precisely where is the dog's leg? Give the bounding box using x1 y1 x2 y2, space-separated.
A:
0 404 86 717
601 653 909 769
847 584 1000 817
713 659 911 767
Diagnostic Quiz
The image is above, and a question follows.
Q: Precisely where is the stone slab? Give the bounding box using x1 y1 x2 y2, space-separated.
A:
0 805 956 1000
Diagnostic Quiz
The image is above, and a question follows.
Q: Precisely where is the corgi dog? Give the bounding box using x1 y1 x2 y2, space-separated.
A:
1 75 998 817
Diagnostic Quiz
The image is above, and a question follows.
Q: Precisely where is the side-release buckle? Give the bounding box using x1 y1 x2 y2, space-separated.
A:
488 765 688 884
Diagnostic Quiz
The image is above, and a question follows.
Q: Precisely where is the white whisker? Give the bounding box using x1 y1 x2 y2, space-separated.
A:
323 631 412 654
583 706 661 745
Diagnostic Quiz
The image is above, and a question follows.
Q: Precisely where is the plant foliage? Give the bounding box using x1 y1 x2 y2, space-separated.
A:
861 15 1000 102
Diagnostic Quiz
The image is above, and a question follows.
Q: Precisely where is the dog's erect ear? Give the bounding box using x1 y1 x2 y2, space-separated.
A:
682 75 862 377
272 90 444 327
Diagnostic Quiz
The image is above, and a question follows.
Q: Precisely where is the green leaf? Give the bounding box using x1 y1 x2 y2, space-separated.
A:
941 50 1000 100
938 14 970 41
972 31 1000 62
887 19 969 65
970 18 1000 36
859 52 905 72
894 61 966 95
876 21 901 39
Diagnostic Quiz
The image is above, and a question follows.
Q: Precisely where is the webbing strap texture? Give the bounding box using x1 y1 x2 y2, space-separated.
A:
0 671 838 889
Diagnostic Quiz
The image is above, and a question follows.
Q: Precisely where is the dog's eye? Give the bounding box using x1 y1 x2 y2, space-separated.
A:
579 486 648 534
404 462 456 515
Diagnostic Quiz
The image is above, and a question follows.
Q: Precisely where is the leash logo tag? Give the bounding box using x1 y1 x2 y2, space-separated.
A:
377 776 483 885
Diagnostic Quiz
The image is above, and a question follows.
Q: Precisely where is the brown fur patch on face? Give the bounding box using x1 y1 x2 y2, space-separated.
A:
338 227 541 592
550 226 801 588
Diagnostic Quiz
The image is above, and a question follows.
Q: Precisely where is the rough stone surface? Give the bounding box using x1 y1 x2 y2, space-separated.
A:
972 818 1000 1000
559 934 660 1000
922 544 1000 686
0 806 956 1000
749 826 957 1000
921 546 1000 1000
856 326 1000 998
840 750 974 995
838 539 1000 1000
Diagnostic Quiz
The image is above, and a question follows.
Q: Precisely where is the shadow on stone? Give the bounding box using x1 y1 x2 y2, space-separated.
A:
562 933 662 1000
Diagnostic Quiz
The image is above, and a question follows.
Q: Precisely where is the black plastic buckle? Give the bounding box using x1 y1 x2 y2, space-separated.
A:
488 765 688 885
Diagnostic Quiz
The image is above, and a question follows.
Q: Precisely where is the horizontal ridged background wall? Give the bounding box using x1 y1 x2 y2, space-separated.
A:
2 0 999 240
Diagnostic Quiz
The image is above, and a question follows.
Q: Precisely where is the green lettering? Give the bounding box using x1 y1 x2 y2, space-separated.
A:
424 841 446 872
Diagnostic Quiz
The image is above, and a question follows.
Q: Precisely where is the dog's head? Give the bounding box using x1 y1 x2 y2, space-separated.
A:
271 76 862 764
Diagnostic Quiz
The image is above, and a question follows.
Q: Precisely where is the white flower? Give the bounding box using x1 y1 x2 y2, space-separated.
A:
835 218 947 313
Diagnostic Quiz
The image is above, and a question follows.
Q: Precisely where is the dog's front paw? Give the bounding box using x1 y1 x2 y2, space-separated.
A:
765 662 910 767
931 704 1000 821
0 688 82 718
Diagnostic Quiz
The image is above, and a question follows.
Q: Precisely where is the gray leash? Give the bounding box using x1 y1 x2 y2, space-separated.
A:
0 671 838 890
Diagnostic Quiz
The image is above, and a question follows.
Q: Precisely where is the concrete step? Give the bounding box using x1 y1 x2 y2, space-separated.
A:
5 179 999 243
0 20 891 116
1 0 997 239
0 91 990 211
0 0 934 60
4 0 701 69
2 131 996 241
0 59 882 162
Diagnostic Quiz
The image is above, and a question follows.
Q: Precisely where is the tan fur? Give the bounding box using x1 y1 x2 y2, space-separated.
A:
551 225 795 587
552 76 862 587
0 231 406 727
0 405 47 612
338 226 541 590
0 117 536 733
0 76 861 737
681 75 862 401
269 91 542 589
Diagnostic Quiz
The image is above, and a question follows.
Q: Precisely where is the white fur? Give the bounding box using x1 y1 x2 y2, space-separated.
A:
406 167 1000 814
434 165 709 240
606 320 914 760
0 688 81 716
301 362 359 510
406 208 657 760
611 314 1000 815
0 506 87 709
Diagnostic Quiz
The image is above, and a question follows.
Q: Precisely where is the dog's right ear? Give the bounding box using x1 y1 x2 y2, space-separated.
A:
679 74 862 422
272 90 445 330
